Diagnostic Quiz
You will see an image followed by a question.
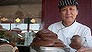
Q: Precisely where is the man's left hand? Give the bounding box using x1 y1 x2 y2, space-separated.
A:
77 46 92 52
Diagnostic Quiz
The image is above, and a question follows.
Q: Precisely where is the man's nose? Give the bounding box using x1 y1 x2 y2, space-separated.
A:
66 9 71 15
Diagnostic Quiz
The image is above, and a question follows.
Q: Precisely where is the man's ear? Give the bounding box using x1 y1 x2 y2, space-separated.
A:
76 10 78 15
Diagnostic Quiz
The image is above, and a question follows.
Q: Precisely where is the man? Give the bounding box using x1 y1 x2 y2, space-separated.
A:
48 0 92 52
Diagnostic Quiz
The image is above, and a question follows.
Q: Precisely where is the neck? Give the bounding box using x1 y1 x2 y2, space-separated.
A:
62 21 75 27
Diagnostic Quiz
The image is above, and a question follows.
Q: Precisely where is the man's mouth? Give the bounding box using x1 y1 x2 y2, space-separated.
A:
66 16 72 18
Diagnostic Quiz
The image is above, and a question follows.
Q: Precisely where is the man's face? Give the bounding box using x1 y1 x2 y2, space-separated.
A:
59 5 78 23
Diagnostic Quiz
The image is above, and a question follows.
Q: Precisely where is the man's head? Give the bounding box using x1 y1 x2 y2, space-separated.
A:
58 0 78 26
58 0 78 9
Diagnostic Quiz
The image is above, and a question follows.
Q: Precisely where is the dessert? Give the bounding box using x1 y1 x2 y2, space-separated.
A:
69 35 83 50
30 29 65 47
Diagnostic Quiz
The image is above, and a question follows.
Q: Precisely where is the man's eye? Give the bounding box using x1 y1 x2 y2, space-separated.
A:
62 9 66 11
70 8 75 10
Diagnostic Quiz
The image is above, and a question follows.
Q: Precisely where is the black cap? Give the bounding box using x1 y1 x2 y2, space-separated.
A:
58 0 78 9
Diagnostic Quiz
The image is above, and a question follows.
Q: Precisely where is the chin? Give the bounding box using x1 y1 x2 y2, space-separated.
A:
65 20 74 23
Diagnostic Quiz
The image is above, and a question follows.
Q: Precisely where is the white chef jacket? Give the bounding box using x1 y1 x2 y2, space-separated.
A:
48 21 91 52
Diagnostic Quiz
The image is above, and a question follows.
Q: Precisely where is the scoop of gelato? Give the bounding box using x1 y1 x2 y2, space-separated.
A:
30 29 66 47
69 35 83 50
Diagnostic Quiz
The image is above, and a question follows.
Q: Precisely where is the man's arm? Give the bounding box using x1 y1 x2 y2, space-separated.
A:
77 28 92 52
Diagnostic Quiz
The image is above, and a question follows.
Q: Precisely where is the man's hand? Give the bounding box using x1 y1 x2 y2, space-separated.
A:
77 46 92 52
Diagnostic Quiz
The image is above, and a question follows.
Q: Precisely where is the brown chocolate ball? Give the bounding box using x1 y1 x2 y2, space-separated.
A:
69 35 83 50
30 29 66 47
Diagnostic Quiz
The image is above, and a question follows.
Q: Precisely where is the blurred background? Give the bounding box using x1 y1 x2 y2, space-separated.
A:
0 0 92 52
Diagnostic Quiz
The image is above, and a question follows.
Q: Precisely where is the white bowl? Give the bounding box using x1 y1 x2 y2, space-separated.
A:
30 47 70 52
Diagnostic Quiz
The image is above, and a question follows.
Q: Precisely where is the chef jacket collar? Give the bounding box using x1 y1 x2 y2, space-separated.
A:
60 21 77 29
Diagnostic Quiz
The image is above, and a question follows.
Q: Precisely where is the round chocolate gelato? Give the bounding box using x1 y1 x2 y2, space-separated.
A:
69 35 83 50
30 29 65 47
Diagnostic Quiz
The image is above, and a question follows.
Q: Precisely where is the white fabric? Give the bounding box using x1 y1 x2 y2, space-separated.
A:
48 21 91 52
